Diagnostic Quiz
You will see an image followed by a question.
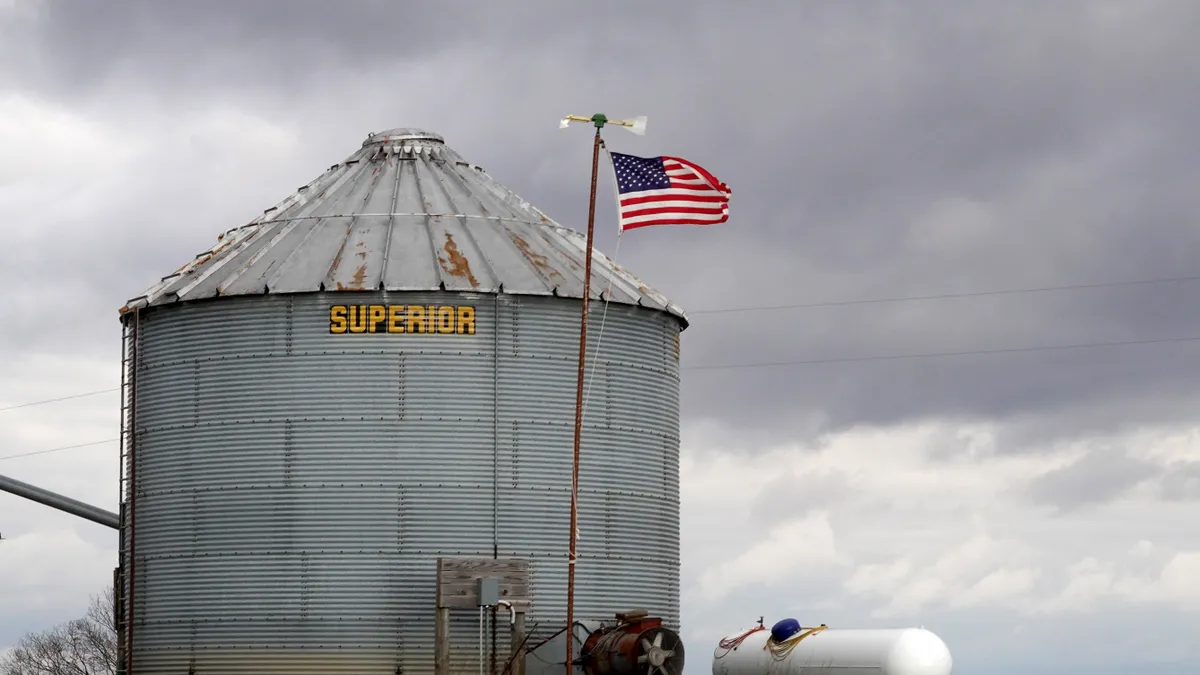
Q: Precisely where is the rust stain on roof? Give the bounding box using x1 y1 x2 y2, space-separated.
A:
350 263 368 289
438 232 479 288
332 254 369 291
328 224 357 288
509 233 564 284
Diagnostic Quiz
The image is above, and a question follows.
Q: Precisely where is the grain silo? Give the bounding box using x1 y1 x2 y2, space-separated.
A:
113 128 687 675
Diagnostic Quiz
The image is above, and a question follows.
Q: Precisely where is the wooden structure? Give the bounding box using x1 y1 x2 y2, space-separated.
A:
435 557 532 675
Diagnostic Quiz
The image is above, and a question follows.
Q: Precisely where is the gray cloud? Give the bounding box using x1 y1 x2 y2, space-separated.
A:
749 471 854 522
3 0 1200 483
1025 445 1160 512
7 0 473 94
1157 461 1200 502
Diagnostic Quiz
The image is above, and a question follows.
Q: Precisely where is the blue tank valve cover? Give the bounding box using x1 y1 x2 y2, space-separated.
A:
770 618 802 643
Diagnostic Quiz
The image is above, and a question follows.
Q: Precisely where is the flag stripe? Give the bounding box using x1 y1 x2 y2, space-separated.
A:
621 208 728 227
621 194 728 208
664 156 725 190
622 215 728 230
625 202 729 216
622 205 727 219
620 189 726 202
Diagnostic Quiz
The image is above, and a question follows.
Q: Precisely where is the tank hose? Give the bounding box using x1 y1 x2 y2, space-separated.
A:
714 625 767 659
765 625 827 661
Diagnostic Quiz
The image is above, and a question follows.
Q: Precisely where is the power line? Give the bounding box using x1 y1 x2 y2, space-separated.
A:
0 439 119 462
683 334 1200 372
0 275 1196 412
0 333 1195 461
0 273 1195 451
0 388 119 412
687 273 1200 315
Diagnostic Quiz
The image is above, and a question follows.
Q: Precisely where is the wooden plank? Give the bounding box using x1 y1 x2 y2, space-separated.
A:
434 606 449 675
437 557 532 610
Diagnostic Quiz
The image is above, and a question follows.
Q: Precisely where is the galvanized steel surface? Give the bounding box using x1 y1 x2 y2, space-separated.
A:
126 291 681 674
122 128 686 325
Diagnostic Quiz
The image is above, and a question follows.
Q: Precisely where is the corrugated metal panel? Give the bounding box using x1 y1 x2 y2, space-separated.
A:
494 296 680 639
126 291 680 674
121 128 686 326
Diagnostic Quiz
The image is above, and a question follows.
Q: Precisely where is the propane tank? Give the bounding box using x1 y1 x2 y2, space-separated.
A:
582 610 686 675
711 621 952 675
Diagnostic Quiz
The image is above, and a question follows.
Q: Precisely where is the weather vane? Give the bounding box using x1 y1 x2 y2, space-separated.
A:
559 113 648 135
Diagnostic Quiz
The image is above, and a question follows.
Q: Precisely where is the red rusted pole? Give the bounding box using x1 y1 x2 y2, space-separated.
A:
567 123 604 672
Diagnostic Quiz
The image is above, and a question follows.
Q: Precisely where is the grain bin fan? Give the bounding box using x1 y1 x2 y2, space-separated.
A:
580 611 685 675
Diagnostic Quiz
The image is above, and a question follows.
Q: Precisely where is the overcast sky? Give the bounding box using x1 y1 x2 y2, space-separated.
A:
3 1 1200 673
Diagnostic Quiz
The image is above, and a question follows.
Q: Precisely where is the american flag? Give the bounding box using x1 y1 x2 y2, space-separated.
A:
609 151 732 232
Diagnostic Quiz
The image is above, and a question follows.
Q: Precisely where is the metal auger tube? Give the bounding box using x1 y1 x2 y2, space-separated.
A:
0 473 120 530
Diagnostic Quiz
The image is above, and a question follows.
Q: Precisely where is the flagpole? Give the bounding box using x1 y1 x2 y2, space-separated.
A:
559 111 645 671
566 113 606 672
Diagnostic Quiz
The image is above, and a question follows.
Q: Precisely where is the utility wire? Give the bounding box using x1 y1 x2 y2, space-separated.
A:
687 273 1200 315
1 274 1197 412
5 333 1200 461
3 274 1200 455
683 334 1200 372
0 388 119 412
0 439 119 462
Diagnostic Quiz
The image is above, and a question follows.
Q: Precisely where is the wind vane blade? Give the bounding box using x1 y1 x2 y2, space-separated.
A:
610 115 648 135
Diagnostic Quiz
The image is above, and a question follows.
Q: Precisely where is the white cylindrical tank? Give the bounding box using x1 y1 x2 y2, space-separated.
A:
711 626 952 675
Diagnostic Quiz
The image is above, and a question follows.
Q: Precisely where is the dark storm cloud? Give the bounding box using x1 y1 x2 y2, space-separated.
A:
5 0 1200 453
5 0 697 96
8 0 480 94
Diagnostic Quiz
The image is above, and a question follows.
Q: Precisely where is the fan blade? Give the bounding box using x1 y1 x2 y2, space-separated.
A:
625 115 648 136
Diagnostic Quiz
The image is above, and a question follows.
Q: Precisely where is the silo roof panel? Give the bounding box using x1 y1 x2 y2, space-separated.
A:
123 128 686 325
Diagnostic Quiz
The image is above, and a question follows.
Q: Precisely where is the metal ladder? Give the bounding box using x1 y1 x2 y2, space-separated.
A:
116 308 140 675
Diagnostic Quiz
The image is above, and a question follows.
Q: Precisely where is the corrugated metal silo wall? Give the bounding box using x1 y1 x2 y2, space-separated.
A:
125 291 681 675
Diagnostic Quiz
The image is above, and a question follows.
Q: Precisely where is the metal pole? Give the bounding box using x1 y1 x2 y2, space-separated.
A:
567 123 604 672
0 474 120 529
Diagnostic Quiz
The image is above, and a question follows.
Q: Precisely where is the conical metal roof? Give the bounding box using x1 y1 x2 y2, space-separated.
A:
122 127 686 325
